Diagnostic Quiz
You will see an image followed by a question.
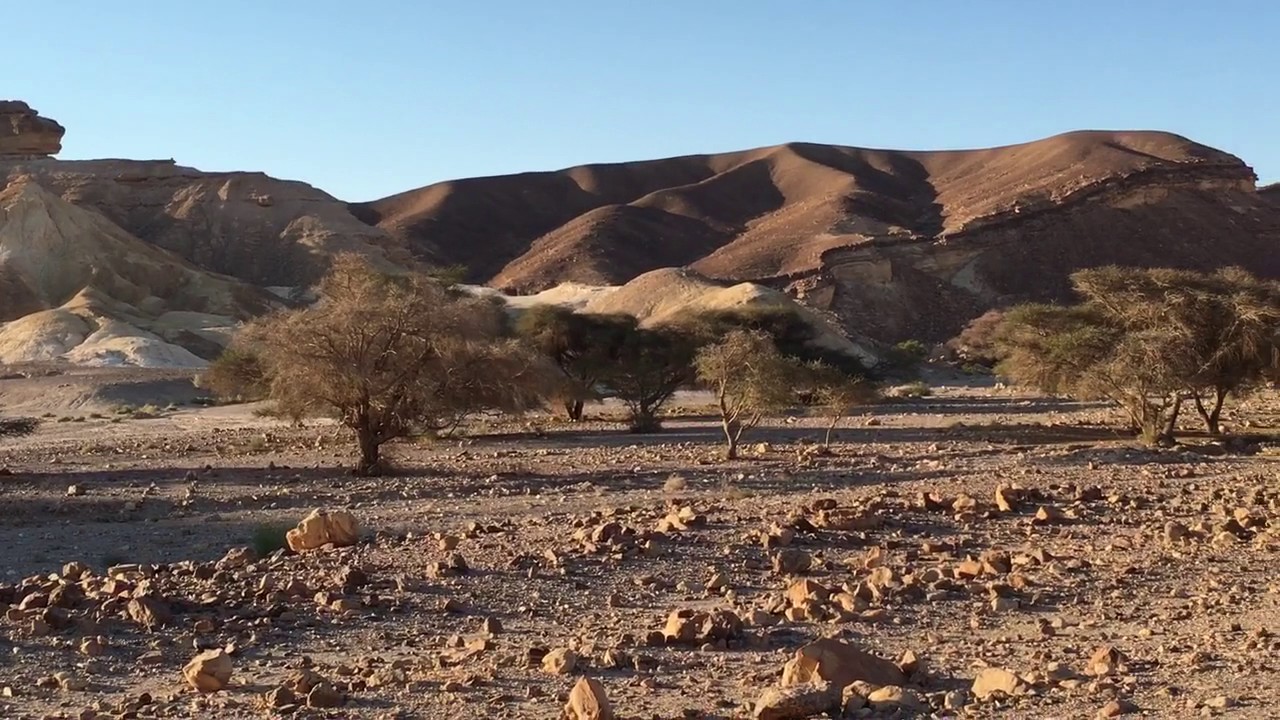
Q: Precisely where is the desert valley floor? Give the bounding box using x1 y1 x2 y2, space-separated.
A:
1 373 1278 719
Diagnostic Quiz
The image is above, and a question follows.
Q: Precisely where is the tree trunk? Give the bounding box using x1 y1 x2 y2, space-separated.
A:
1157 396 1183 446
355 425 381 476
629 408 661 433
563 399 585 422
1193 387 1227 436
824 415 840 447
723 418 740 460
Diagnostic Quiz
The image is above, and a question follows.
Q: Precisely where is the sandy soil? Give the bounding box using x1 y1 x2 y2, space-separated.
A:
1 379 1279 719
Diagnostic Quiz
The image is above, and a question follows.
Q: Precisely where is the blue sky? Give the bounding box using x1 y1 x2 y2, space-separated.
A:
11 1 1277 201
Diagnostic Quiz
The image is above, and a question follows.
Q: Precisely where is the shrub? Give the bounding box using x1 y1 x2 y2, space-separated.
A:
236 254 555 475
0 416 39 437
993 266 1280 444
893 381 933 399
695 329 802 459
249 523 291 556
198 347 270 403
515 306 635 421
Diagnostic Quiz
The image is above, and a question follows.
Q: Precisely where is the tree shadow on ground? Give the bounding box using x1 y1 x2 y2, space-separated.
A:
484 418 1132 450
873 396 1113 416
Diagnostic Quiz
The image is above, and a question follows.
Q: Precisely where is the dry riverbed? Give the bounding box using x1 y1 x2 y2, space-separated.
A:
2 382 1279 719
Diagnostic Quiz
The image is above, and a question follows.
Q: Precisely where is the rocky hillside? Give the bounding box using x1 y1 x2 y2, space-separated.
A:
4 98 1278 364
1262 183 1279 205
0 179 275 366
0 102 408 366
357 131 1280 343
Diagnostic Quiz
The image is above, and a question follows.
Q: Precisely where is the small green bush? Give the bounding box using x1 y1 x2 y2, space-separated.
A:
249 524 291 557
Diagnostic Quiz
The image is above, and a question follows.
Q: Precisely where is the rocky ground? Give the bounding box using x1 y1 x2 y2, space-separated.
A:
1 381 1279 719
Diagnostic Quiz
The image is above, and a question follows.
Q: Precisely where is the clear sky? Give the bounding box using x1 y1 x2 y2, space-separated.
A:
11 1 1278 201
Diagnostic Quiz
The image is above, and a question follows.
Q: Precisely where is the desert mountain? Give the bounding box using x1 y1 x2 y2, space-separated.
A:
0 101 415 367
0 178 275 366
4 100 1278 366
357 131 1280 342
2 159 406 288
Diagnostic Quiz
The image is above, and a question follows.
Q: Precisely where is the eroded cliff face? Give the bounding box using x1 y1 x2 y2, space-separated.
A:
791 166 1280 343
0 159 406 287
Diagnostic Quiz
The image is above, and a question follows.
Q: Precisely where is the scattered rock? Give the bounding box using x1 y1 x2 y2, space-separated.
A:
307 682 345 708
183 649 233 693
543 648 579 675
971 667 1022 701
126 596 172 630
564 676 613 720
1085 645 1124 677
1098 698 1139 717
1203 695 1236 709
753 681 839 720
779 638 906 689
286 508 360 551
771 549 813 575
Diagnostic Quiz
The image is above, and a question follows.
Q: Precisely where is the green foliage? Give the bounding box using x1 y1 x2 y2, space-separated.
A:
249 523 291 557
238 254 555 475
607 325 698 432
675 306 866 375
947 309 1006 365
993 266 1280 445
516 305 635 421
426 264 469 287
695 329 803 458
198 346 271 403
801 361 879 445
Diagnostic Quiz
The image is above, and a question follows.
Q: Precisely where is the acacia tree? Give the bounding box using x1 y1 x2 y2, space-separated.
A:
606 325 697 432
230 254 551 475
996 303 1185 444
804 362 879 446
1074 266 1280 435
994 266 1280 445
516 306 633 421
695 329 800 459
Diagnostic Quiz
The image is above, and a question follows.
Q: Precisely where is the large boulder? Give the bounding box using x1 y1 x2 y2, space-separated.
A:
0 101 63 158
753 682 840 720
780 638 906 690
285 509 360 552
563 677 613 720
183 649 233 692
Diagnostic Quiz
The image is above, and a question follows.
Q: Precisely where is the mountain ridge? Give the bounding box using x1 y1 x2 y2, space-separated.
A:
352 130 1257 294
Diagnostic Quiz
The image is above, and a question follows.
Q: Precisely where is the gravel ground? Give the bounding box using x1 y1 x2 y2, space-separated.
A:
1 382 1279 719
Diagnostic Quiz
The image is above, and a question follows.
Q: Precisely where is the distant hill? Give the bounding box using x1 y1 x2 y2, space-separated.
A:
354 131 1280 342
6 101 1279 365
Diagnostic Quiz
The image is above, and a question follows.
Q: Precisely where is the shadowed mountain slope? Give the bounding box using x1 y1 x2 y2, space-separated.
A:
355 131 1279 342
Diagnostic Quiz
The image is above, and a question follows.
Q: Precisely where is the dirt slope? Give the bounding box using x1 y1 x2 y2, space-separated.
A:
355 131 1280 342
1 158 408 287
1262 182 1279 205
0 178 274 366
354 131 1254 288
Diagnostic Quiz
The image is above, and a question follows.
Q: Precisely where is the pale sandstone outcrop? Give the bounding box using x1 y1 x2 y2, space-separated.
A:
0 101 64 158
